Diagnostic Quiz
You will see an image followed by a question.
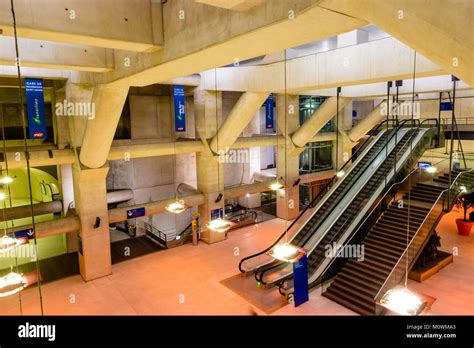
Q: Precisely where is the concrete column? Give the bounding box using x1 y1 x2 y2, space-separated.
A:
194 88 226 244
276 94 300 220
79 84 129 168
72 163 111 281
54 86 70 150
209 92 268 154
337 29 368 48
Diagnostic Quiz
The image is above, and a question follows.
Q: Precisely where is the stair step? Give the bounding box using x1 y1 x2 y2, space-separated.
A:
323 290 374 316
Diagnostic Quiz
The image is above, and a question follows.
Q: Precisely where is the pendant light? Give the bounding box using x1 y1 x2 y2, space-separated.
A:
378 51 426 315
166 87 187 215
0 271 27 298
206 68 230 233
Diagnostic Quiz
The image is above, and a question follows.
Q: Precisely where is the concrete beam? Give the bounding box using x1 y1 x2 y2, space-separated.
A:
305 75 473 98
0 37 114 72
209 92 269 153
0 0 163 52
292 97 351 148
194 0 267 11
108 141 204 161
319 0 474 87
0 149 75 169
79 84 129 168
202 37 444 93
85 0 366 86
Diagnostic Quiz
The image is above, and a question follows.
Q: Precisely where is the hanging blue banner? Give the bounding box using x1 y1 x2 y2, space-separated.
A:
25 78 47 139
173 85 186 132
265 94 274 129
440 102 453 111
293 254 309 307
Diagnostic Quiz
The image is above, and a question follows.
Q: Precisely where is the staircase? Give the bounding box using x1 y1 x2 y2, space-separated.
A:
322 175 450 315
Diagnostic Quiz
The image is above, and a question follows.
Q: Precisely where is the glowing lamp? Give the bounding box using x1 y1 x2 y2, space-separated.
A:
0 235 27 254
206 218 231 233
165 200 186 214
426 166 437 174
269 182 284 191
0 272 26 298
336 170 345 178
379 288 427 315
460 185 468 193
0 176 13 184
267 243 304 263
0 192 6 200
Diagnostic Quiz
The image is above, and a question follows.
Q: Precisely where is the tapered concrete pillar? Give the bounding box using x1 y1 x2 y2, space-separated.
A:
194 88 226 244
209 92 268 154
72 163 111 281
65 83 94 149
291 97 352 149
80 84 129 168
276 94 300 220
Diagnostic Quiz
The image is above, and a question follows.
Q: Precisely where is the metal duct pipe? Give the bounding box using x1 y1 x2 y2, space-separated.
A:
0 201 63 222
107 189 133 204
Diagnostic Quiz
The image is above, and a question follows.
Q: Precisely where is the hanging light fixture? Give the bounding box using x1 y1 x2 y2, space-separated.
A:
206 216 231 233
165 199 186 214
269 181 284 191
267 243 305 263
0 176 13 184
378 51 427 317
336 170 345 178
426 166 437 174
0 235 27 254
0 271 26 298
379 287 427 316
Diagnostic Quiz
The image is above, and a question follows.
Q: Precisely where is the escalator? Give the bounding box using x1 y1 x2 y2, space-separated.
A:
239 118 441 307
322 169 474 315
243 122 397 281
277 126 428 293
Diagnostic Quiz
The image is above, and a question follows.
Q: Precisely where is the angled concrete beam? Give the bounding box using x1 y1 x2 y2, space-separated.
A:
319 0 474 87
292 97 352 148
209 92 269 153
347 100 399 143
108 141 204 161
0 0 163 52
0 37 114 72
79 84 129 168
85 0 366 86
194 0 267 11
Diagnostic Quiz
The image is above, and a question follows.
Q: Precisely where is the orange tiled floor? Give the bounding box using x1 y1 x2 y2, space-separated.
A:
0 211 472 316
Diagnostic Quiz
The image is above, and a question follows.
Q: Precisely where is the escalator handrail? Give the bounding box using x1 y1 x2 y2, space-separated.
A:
299 131 439 293
374 167 474 302
276 120 426 292
238 119 398 273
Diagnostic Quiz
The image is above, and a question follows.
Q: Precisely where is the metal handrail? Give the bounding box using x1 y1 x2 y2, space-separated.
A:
238 119 399 273
312 157 451 290
278 121 430 293
373 168 474 302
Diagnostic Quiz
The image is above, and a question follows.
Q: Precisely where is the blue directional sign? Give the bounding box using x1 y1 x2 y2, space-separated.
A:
173 85 186 132
25 78 47 139
11 228 34 240
418 161 431 169
440 102 453 111
127 207 145 219
293 254 309 307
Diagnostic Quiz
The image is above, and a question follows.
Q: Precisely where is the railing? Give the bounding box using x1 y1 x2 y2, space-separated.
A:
279 120 437 294
238 119 399 274
373 168 474 307
145 222 192 248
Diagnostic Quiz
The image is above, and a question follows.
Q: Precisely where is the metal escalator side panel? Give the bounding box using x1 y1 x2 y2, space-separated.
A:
306 128 429 285
286 129 389 245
